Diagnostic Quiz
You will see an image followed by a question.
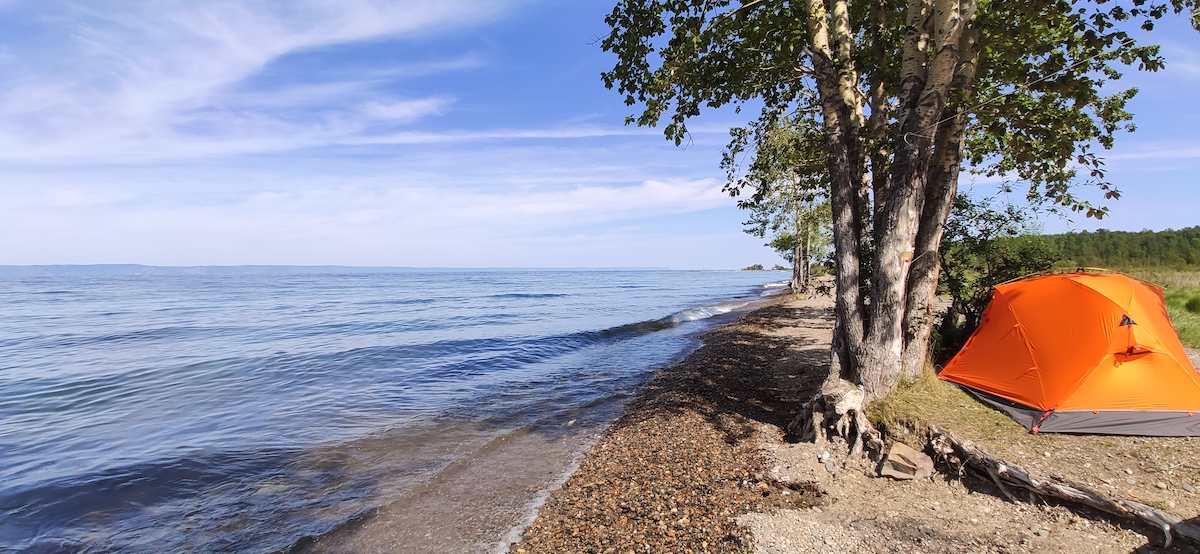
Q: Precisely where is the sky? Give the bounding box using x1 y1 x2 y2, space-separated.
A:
0 1 1196 269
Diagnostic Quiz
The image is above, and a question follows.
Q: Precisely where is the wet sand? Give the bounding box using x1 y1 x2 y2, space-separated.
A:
292 425 602 554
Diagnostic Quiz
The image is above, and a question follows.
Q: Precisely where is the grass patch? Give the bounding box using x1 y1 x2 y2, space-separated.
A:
1165 291 1200 348
1130 270 1200 349
868 370 1027 447
1131 269 1200 291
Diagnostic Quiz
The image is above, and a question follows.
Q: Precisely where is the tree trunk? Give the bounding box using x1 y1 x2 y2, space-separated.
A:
801 213 812 291
900 22 979 379
803 0 868 382
793 201 804 292
859 0 975 401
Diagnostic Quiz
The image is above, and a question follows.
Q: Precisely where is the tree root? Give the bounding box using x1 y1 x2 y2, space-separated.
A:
927 424 1200 548
787 378 884 459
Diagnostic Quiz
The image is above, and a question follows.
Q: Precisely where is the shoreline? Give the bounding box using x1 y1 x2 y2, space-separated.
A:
286 292 784 554
511 294 1200 554
511 294 832 553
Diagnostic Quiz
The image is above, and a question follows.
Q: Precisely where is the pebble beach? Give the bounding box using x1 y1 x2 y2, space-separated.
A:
511 293 1200 554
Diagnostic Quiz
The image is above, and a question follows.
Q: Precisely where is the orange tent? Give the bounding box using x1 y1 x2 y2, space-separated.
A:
939 272 1200 435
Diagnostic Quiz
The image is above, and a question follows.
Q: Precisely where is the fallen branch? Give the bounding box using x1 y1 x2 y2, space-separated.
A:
927 424 1200 548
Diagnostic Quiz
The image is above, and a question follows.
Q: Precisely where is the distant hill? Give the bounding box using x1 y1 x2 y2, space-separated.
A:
1044 227 1200 270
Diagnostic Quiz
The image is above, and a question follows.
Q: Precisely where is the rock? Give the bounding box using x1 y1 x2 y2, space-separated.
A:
1125 478 1136 485
1124 468 1134 475
1155 481 1168 490
1184 483 1196 493
879 441 934 480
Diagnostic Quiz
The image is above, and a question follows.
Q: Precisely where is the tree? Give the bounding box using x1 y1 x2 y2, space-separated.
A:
935 196 1062 360
723 112 832 292
602 0 1197 413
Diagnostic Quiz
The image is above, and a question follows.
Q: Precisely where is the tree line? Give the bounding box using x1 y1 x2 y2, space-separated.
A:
1045 227 1200 269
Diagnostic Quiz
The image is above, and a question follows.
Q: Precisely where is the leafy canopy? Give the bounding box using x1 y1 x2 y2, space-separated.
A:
602 0 1197 217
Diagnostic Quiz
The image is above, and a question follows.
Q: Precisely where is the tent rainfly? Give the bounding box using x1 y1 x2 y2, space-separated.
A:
939 272 1200 436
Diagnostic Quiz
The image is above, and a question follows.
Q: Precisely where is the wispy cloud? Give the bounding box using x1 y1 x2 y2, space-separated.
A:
1162 38 1200 78
0 169 739 265
361 98 454 121
0 0 520 164
1106 142 1200 161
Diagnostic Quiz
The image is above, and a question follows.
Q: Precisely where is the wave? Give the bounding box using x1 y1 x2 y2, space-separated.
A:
485 293 571 299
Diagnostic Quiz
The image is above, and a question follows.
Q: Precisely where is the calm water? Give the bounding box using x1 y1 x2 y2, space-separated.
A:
0 270 787 553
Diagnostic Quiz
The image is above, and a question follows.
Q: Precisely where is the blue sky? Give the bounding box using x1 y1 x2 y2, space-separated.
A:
0 1 1196 269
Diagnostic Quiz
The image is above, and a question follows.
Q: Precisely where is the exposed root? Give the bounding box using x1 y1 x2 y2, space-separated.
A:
788 378 884 460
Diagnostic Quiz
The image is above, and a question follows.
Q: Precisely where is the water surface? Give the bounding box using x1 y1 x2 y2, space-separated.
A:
0 269 787 552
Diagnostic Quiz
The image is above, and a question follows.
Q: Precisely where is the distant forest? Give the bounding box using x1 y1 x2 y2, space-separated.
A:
1044 227 1200 269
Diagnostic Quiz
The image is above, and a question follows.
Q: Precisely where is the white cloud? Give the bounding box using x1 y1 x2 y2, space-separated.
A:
1162 38 1200 78
1106 142 1200 161
0 0 519 163
362 98 453 121
0 172 739 266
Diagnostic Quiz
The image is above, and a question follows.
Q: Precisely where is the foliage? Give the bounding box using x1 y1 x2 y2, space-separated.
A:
1045 227 1200 269
722 112 832 290
602 0 1188 215
742 263 765 271
603 0 1199 397
935 196 1062 359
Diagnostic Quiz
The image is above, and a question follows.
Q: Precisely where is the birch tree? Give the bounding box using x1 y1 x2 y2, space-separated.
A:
602 0 1197 413
723 112 831 292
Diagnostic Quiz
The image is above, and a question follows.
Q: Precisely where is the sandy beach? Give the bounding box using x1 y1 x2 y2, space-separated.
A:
512 294 1200 554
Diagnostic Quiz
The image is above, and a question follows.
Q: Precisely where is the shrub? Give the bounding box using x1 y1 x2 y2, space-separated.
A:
1186 296 1200 315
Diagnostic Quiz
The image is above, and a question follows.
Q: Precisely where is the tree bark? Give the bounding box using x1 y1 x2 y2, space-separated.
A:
900 21 979 379
801 210 812 291
803 0 868 382
860 0 974 401
793 196 804 292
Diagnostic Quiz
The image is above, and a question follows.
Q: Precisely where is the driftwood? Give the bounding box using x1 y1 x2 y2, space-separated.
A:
927 424 1200 548
788 378 884 458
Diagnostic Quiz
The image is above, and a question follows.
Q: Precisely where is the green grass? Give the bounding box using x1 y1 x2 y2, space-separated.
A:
1131 269 1200 349
869 370 1028 447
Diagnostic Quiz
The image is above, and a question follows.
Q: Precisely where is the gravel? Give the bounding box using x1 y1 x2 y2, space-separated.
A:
510 296 1200 554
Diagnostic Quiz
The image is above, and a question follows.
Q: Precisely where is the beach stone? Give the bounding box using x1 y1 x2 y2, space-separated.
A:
879 442 934 480
1155 481 1168 490
1183 483 1196 493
